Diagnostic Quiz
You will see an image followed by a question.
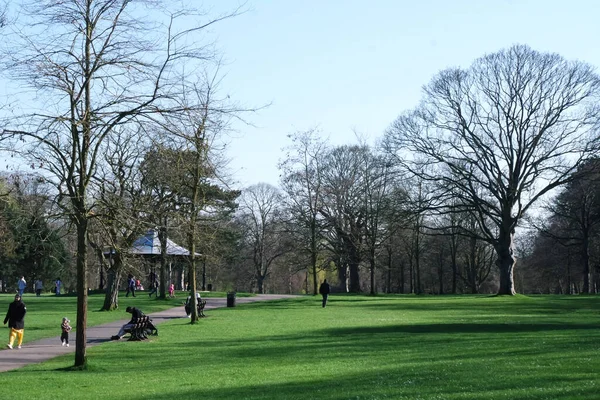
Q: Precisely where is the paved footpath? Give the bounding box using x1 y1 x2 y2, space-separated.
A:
0 294 298 373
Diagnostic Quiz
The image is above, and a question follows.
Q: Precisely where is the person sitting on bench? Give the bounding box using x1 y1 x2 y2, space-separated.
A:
111 306 144 340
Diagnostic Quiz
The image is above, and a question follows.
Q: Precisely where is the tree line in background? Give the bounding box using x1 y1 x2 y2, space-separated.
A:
0 2 599 369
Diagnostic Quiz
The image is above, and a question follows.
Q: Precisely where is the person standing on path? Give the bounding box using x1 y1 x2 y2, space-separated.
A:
4 294 27 349
17 276 26 296
319 279 330 308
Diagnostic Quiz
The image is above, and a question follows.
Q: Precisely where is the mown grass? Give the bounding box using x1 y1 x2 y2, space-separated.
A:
2 294 600 400
0 290 239 343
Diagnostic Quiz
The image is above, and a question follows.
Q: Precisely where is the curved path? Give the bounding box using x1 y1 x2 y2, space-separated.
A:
0 294 298 373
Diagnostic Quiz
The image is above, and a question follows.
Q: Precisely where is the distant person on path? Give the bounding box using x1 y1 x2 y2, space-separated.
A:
125 275 136 297
54 278 62 296
60 317 72 347
319 279 330 308
17 276 26 296
168 283 175 298
34 279 43 297
111 306 144 340
4 294 27 349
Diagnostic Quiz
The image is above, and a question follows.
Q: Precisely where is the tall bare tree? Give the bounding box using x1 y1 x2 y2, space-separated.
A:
319 145 367 292
534 159 600 293
238 183 288 294
162 73 242 322
0 0 240 367
94 129 149 310
385 45 600 295
279 129 328 295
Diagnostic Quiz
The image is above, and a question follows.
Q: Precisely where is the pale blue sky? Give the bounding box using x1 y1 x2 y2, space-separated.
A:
205 0 600 187
2 1 599 187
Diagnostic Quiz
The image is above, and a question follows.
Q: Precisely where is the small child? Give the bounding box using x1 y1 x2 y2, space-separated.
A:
61 317 72 347
168 283 175 298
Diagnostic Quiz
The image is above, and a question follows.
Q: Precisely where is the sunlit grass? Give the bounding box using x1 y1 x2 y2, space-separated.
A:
2 294 600 399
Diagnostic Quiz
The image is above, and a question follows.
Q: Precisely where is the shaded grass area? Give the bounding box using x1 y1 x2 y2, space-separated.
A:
0 291 245 343
2 295 600 399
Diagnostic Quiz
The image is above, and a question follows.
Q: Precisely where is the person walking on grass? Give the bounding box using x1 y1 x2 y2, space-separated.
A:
4 294 27 349
54 278 62 296
148 279 158 297
125 275 136 297
60 317 72 347
319 279 331 308
17 276 26 297
34 279 43 297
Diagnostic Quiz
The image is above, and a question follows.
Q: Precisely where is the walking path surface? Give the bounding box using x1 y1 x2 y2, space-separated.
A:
0 294 298 373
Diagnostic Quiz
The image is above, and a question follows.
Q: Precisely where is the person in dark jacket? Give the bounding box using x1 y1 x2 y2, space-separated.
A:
111 306 144 340
319 279 331 308
4 294 27 349
125 275 136 297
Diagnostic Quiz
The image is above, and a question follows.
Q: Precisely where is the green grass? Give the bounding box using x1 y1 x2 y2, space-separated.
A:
0 290 240 343
1 294 600 399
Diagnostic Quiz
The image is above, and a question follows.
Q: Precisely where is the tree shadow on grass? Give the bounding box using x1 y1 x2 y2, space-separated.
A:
125 365 600 400
321 322 599 336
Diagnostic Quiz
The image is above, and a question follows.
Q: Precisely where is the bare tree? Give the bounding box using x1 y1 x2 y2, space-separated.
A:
0 1 7 28
279 129 329 295
319 145 367 293
238 183 289 294
93 129 149 310
533 159 600 293
385 45 600 295
0 0 241 367
161 71 242 322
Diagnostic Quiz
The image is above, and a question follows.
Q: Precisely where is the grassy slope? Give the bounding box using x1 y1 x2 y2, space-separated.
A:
1 294 599 400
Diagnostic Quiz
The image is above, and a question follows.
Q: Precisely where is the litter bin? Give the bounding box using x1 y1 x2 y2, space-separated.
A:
207 283 213 291
226 292 236 307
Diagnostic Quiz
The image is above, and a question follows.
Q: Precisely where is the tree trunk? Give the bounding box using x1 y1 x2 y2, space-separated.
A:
386 249 392 293
75 220 88 367
188 235 199 323
311 224 318 295
496 231 517 295
101 266 121 311
582 235 590 293
158 227 167 299
257 275 265 294
349 260 360 292
438 259 444 295
369 249 376 295
336 261 347 292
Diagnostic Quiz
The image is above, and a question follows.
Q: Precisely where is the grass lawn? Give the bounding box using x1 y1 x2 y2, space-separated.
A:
1 294 599 400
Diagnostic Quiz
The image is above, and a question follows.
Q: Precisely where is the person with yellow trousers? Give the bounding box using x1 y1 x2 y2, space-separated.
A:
4 294 27 349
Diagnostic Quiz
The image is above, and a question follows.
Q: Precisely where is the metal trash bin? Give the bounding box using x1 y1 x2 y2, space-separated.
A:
207 283 213 291
226 292 236 307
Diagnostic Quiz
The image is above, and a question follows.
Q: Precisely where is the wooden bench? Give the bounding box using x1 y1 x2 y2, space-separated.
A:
125 316 157 341
185 299 207 317
198 300 207 317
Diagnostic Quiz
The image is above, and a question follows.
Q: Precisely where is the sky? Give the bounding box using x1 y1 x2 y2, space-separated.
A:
1 1 599 188
201 0 600 187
